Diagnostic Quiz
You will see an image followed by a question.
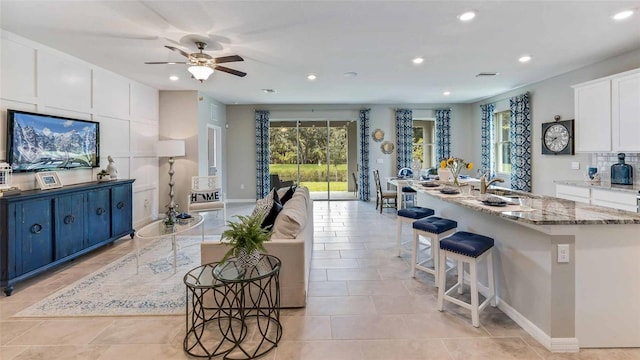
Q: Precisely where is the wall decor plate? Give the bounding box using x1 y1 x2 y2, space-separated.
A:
372 129 385 142
381 141 394 154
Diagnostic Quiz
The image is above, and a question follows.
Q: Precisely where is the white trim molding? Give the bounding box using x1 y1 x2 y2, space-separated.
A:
498 297 579 353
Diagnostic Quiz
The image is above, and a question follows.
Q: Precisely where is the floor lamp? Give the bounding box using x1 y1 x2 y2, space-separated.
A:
158 140 185 227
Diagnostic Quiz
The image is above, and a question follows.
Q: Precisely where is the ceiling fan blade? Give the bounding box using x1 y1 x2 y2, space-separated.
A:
214 55 244 64
215 66 247 77
164 45 191 58
144 61 188 64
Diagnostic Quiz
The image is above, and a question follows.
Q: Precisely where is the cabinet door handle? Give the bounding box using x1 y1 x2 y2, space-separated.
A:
63 215 75 224
31 224 43 234
96 207 105 215
117 202 125 209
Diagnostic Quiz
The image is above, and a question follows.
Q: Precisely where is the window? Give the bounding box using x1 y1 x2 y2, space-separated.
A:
412 120 436 168
493 110 511 173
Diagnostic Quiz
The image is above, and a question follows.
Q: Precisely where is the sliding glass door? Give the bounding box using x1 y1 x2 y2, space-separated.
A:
269 120 356 201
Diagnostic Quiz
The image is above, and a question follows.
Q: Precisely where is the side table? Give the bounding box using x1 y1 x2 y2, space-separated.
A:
183 255 282 359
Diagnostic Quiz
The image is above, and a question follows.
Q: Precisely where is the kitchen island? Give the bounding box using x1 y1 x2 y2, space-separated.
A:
413 183 640 352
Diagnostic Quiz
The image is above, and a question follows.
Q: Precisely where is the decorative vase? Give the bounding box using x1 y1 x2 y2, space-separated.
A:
437 168 451 182
237 248 262 270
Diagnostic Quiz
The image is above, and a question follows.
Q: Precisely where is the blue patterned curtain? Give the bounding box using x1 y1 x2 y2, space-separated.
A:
358 109 370 201
435 109 451 161
255 110 270 199
480 103 495 176
509 93 532 192
395 109 413 171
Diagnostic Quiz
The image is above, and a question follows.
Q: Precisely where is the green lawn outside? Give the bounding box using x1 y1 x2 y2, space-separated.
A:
270 163 349 182
300 182 347 191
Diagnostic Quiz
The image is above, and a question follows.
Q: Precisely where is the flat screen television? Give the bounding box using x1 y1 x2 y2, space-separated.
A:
6 109 99 172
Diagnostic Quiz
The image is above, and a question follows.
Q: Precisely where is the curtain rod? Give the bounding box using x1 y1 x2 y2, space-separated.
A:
394 107 451 111
478 91 530 107
253 108 364 112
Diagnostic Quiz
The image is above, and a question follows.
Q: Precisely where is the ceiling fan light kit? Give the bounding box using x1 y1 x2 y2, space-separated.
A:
188 65 214 82
145 41 246 82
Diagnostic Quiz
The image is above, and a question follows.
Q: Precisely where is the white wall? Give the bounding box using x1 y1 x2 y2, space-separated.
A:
159 91 227 214
469 48 640 196
0 30 159 227
225 103 474 201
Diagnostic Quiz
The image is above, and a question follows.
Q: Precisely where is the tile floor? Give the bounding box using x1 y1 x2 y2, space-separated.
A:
1 201 639 359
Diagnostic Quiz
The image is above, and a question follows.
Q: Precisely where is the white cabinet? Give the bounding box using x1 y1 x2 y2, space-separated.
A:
573 68 640 153
555 184 638 212
574 80 611 152
590 188 638 212
612 72 640 152
555 184 590 204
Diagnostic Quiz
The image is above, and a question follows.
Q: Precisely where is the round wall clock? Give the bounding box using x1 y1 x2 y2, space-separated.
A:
541 119 574 155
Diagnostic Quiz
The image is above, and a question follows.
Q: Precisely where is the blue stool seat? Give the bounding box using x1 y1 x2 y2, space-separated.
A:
413 217 457 234
398 207 434 219
440 231 494 258
402 186 417 193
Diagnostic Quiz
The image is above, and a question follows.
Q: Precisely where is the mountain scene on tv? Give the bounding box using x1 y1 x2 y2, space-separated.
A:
11 114 98 171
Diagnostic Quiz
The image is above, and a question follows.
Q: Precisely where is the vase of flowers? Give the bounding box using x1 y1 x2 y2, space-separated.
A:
440 157 473 187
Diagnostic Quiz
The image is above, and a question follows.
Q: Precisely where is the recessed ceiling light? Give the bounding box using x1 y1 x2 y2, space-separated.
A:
612 9 634 21
458 11 476 22
476 72 500 77
443 91 451 96
519 55 532 63
169 75 179 81
262 89 276 94
307 74 317 80
343 71 358 78
412 57 424 64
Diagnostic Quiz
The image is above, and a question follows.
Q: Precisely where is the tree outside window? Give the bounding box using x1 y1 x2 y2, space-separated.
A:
412 120 435 169
493 110 511 173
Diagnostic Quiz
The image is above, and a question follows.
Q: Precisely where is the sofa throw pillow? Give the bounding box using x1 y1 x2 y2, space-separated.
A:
261 199 283 230
252 188 282 229
280 186 296 205
190 189 221 203
272 194 307 239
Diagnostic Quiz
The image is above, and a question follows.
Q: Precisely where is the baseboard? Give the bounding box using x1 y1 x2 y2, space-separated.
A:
497 298 579 353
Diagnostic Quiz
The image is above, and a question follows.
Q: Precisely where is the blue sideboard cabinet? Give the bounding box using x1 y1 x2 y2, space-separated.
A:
0 179 135 296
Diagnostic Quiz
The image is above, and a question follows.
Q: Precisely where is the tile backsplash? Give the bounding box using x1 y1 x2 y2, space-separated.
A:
591 152 640 183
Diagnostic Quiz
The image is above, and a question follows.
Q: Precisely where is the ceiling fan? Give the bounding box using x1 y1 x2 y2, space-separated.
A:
145 41 246 82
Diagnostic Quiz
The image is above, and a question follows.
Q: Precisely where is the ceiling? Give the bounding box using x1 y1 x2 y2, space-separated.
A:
1 1 639 105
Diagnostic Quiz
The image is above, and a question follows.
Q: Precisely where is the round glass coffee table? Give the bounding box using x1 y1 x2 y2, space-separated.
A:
134 214 204 274
183 255 282 360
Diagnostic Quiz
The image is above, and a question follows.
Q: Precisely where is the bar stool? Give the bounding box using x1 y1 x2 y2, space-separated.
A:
437 231 496 327
396 207 434 256
411 217 458 281
401 186 417 208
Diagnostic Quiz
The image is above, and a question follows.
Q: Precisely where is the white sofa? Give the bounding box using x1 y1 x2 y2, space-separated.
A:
200 187 313 308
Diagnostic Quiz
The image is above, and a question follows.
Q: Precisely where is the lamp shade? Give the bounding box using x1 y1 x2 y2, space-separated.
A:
157 140 185 157
188 65 214 81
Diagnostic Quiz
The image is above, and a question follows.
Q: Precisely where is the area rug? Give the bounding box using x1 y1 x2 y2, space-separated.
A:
14 236 219 317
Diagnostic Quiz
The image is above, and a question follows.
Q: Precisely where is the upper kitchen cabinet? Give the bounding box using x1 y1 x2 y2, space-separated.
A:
612 71 640 152
574 79 611 152
573 68 640 152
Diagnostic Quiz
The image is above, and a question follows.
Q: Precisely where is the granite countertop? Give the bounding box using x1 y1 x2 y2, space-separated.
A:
412 183 640 225
554 180 640 193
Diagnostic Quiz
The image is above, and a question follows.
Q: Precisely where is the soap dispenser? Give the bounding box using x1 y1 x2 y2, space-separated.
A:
611 153 633 185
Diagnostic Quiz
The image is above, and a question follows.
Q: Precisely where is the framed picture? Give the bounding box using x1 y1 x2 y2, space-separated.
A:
35 171 63 190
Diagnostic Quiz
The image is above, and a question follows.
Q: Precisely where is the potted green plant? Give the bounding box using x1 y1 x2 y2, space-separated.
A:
97 169 111 182
220 212 272 269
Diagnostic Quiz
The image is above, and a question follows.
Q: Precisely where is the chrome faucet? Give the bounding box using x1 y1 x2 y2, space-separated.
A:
480 174 505 194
